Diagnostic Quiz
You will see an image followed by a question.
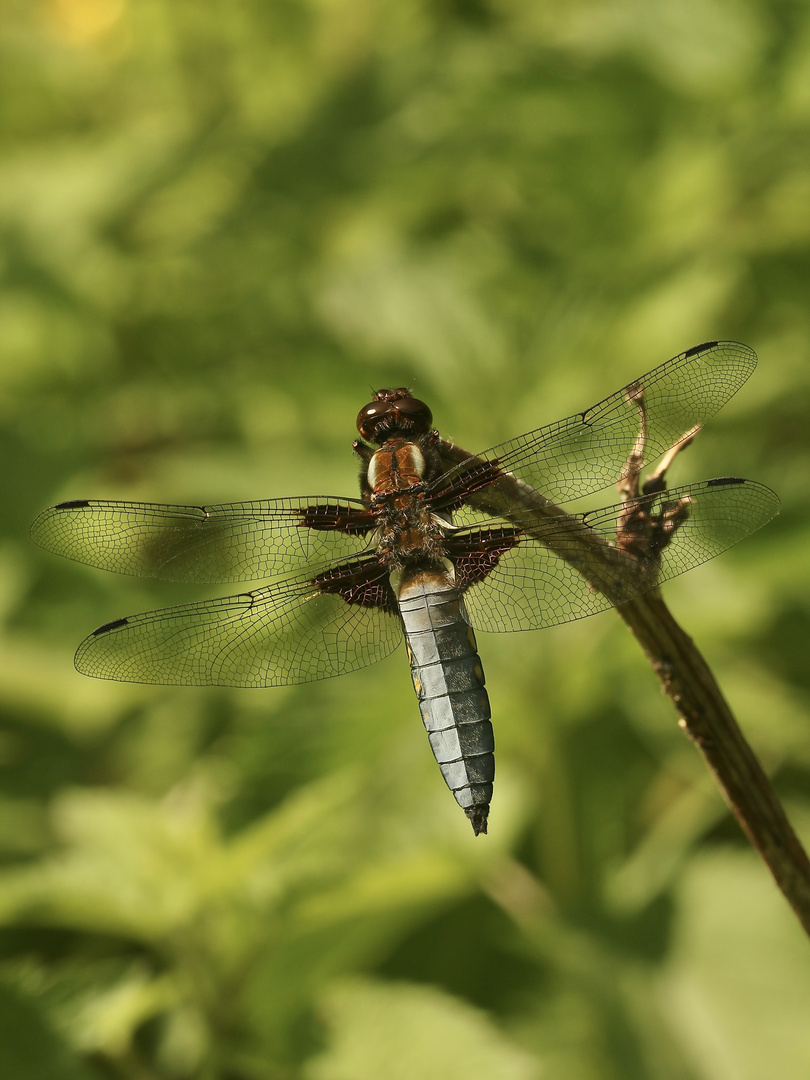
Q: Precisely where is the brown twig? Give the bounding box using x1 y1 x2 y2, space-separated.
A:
616 591 810 935
435 431 810 938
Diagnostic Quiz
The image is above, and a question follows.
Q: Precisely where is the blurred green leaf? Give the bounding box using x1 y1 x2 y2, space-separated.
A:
304 977 540 1080
0 980 99 1080
2 0 810 1076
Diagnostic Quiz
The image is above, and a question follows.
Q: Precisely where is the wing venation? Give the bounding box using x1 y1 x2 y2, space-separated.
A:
75 560 402 686
431 341 757 509
456 478 779 632
31 497 376 583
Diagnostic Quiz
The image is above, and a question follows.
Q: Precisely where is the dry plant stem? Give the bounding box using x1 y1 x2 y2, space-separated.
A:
618 591 810 937
436 437 810 938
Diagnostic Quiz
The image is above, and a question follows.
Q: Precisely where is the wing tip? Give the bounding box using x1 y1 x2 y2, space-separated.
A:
706 476 746 486
682 340 757 365
683 340 719 358
30 500 91 546
93 617 130 636
704 476 781 515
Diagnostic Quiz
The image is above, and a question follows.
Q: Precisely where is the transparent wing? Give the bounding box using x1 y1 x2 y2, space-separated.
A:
431 342 757 510
459 479 779 632
74 559 402 686
31 497 376 583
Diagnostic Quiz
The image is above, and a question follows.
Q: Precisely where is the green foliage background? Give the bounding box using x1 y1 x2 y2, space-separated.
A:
2 1 810 1077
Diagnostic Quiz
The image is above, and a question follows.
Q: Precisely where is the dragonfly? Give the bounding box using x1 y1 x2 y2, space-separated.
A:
31 341 779 834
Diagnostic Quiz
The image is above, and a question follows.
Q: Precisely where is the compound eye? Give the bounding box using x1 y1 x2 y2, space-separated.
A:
392 396 432 431
356 401 392 440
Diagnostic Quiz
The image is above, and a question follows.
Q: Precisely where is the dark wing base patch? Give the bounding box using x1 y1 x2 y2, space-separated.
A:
313 558 397 613
298 504 376 534
446 528 523 591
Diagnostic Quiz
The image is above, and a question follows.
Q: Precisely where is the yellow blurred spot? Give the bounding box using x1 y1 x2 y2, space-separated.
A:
44 0 126 44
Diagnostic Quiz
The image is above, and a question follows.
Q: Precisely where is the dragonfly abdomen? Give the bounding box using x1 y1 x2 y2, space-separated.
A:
397 567 494 835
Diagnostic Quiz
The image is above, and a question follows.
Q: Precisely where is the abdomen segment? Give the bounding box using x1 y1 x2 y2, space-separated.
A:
397 568 494 835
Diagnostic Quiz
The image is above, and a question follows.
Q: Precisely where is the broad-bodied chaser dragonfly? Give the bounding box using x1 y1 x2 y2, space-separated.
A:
32 342 779 834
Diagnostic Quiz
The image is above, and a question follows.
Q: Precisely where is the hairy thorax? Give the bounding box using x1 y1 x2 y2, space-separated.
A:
368 438 449 569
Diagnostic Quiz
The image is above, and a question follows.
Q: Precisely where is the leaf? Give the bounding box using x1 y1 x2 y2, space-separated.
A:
0 981 100 1080
304 977 540 1080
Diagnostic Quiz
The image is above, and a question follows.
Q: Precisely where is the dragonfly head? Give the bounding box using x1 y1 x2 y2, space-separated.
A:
356 388 433 444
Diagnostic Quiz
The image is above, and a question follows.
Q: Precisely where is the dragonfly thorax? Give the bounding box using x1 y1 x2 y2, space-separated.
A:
367 439 427 494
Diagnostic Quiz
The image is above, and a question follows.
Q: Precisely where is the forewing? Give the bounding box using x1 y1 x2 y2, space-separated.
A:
31 497 376 583
458 479 779 632
75 559 401 686
431 341 757 510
